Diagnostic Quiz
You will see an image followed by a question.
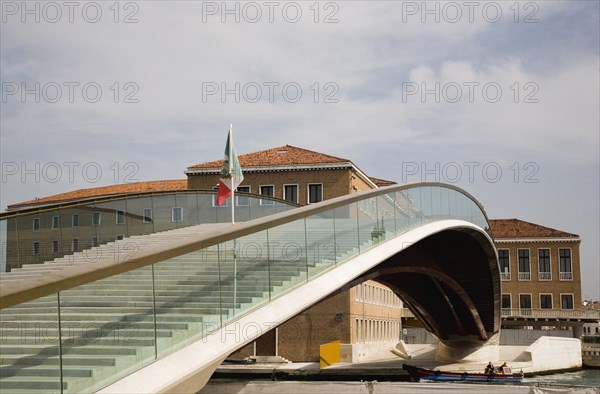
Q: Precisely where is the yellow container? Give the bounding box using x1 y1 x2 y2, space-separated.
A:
319 340 341 369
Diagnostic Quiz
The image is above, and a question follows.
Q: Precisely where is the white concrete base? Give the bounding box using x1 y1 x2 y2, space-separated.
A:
395 337 582 375
524 336 582 372
340 341 400 363
435 333 500 363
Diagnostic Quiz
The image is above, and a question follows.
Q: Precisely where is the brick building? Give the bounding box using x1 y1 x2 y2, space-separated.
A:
3 180 188 271
488 219 586 335
185 145 394 205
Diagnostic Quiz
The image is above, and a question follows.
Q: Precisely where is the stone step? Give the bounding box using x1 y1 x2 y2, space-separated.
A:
1 328 173 339
0 367 93 378
0 345 137 357
1 355 117 367
0 337 157 347
0 377 66 390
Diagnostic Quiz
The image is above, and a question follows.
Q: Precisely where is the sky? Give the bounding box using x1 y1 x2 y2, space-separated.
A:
1 1 598 299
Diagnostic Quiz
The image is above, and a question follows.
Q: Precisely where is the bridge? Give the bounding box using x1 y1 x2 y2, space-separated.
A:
0 184 499 393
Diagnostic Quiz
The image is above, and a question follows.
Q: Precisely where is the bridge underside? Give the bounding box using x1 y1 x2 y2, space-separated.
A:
352 228 500 344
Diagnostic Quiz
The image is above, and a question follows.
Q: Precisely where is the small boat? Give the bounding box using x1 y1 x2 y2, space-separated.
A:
402 364 524 383
222 357 257 365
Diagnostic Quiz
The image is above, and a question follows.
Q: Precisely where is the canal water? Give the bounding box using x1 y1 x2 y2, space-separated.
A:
525 369 599 388
202 370 599 393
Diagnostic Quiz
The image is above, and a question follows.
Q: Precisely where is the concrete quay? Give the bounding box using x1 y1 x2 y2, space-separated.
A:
201 338 594 394
211 356 530 382
204 357 595 394
200 381 599 394
211 337 584 382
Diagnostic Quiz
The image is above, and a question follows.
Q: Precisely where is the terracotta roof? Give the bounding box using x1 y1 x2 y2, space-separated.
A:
583 301 600 310
187 145 350 170
369 177 397 187
8 180 188 209
489 219 579 239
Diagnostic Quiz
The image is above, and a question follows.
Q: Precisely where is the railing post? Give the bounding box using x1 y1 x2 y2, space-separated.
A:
57 292 64 394
151 264 158 359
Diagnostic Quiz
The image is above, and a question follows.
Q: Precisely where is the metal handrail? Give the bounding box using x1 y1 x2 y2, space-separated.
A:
501 308 600 319
0 189 295 218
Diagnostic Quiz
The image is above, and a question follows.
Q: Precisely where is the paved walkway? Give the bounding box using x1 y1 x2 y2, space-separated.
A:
199 380 598 394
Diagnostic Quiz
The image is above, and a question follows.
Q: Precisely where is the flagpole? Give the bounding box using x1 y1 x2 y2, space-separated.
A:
229 124 235 225
230 124 237 314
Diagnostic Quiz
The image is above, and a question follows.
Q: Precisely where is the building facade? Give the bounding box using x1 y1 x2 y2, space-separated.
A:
489 219 585 335
490 218 581 313
3 180 189 271
185 145 390 205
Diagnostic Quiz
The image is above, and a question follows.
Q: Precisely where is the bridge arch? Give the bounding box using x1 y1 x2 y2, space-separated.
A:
0 183 500 393
351 227 500 342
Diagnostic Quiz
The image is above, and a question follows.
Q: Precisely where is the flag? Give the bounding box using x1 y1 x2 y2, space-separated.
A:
217 126 244 206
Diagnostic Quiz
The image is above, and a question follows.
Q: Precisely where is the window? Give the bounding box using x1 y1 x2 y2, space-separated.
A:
518 249 530 280
236 186 250 206
540 294 552 309
92 212 101 226
284 184 298 203
519 294 532 315
116 234 124 241
52 216 59 230
259 185 274 205
33 242 40 255
52 240 59 253
33 218 40 231
501 294 511 309
559 249 572 280
538 249 551 280
72 213 80 227
71 238 79 252
143 208 152 223
308 184 323 204
498 249 510 280
560 294 574 310
116 210 125 224
172 207 183 222
92 236 99 248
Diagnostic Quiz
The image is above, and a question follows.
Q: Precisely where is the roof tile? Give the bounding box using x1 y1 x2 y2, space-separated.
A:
9 180 188 209
188 145 350 170
369 177 397 187
489 219 579 239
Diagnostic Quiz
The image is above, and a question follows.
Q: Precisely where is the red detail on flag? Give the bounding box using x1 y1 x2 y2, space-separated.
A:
217 180 232 206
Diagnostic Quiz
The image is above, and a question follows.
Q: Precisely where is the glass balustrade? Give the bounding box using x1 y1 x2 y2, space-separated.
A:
0 185 489 393
0 191 296 273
